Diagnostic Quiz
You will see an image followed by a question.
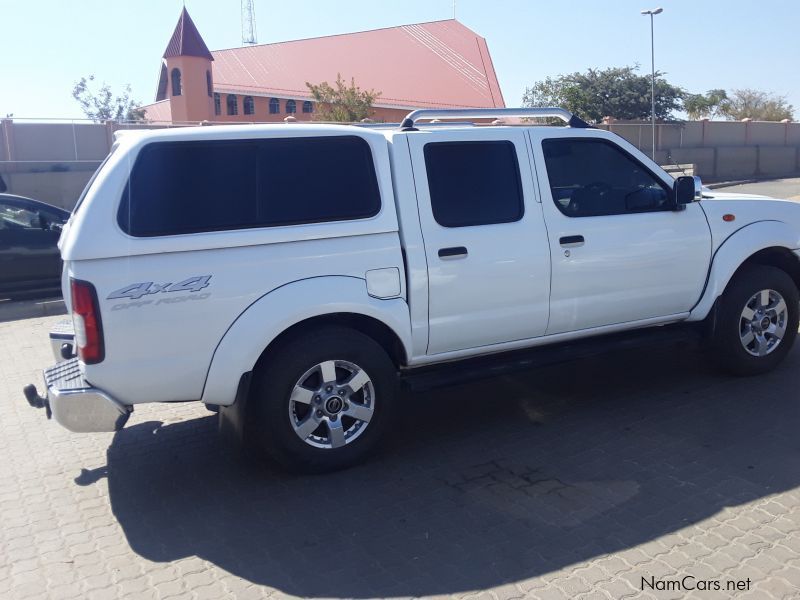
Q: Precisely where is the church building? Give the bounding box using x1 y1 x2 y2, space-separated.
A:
140 8 505 123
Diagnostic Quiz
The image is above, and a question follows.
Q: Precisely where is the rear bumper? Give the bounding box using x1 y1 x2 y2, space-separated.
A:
43 359 131 432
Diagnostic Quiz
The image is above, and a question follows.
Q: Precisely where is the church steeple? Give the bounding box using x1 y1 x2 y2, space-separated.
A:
156 8 215 122
163 7 213 60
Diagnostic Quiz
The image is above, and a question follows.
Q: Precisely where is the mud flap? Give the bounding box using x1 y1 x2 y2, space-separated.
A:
218 371 252 451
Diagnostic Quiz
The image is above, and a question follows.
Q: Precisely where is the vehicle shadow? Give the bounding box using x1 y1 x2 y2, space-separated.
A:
84 342 800 597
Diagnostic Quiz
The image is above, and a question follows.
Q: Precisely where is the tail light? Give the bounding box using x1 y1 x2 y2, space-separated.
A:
70 278 104 364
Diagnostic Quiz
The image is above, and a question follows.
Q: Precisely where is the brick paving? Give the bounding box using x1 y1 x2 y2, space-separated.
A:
1 315 799 599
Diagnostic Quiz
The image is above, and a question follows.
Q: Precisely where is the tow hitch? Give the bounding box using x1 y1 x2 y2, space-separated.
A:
23 383 51 418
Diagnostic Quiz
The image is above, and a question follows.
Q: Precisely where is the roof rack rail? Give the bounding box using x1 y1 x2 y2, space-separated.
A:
399 107 592 131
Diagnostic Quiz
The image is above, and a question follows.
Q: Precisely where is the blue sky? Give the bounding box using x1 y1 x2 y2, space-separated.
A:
1 0 798 119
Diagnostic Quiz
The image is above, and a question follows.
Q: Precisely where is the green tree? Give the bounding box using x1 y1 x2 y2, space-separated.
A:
522 66 684 123
72 75 146 122
305 74 380 122
684 89 728 120
718 88 794 121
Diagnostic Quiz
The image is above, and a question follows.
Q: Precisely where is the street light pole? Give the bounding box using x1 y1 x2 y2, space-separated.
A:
641 7 663 160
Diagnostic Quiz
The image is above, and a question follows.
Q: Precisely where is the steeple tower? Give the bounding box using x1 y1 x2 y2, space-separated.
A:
156 8 214 122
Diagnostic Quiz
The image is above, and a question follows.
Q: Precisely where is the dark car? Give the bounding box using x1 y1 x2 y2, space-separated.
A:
0 193 70 298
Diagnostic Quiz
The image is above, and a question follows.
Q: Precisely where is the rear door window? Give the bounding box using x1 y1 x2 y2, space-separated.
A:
423 141 524 227
118 136 381 237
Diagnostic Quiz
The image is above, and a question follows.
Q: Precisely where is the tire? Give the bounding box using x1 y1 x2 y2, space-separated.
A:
247 326 398 473
710 265 799 376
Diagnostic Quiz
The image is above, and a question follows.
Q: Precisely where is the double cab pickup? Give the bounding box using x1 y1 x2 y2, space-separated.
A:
25 107 800 472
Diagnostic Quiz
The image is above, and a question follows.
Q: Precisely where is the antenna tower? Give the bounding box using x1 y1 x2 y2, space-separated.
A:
241 0 258 45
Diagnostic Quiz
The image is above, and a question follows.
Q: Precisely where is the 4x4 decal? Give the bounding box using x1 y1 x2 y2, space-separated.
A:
107 276 211 300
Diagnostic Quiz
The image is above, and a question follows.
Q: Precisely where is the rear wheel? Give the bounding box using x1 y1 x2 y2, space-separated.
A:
248 326 397 473
710 265 799 375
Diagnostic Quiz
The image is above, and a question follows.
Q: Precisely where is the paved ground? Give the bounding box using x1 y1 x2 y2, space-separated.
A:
2 315 800 600
714 177 800 200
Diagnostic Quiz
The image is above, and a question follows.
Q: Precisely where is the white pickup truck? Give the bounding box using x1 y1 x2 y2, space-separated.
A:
24 107 800 472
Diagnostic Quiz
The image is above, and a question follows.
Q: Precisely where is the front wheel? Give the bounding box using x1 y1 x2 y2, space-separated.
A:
710 265 799 375
248 326 398 473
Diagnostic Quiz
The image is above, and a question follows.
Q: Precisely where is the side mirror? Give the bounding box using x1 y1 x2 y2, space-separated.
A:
674 176 703 206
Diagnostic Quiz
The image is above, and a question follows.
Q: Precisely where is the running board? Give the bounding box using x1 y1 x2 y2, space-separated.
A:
400 325 701 392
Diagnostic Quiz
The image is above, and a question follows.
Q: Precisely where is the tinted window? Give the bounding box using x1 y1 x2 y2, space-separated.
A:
423 141 524 228
0 200 41 231
542 138 670 217
0 198 65 232
118 136 381 237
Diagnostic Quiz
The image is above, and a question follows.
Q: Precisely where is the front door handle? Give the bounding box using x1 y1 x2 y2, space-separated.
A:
559 235 585 248
438 246 468 259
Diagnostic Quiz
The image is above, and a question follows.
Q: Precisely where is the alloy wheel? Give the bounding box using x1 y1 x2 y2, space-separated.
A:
739 289 788 357
288 360 375 449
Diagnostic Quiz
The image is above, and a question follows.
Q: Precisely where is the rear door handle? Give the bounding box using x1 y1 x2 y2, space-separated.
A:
559 235 585 248
438 246 468 259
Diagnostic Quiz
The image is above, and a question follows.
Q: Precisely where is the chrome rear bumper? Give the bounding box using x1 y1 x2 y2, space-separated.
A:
40 359 131 432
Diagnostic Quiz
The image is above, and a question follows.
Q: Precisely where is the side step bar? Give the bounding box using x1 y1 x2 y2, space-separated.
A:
400 325 701 392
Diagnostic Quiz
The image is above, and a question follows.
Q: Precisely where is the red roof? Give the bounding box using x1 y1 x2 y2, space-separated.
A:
163 8 213 61
141 99 172 122
211 20 504 110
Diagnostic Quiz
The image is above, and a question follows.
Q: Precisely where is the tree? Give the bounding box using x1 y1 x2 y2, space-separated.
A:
305 74 380 122
72 75 146 122
522 65 684 123
684 89 728 120
717 89 794 121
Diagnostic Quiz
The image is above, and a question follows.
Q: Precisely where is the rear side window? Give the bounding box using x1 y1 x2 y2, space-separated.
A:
118 136 381 237
423 141 524 227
